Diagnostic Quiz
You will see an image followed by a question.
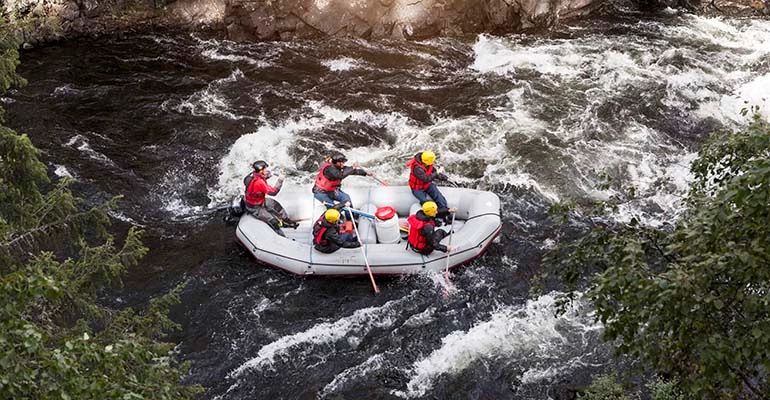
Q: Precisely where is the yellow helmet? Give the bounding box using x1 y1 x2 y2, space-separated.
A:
324 209 341 223
422 201 438 217
421 151 436 165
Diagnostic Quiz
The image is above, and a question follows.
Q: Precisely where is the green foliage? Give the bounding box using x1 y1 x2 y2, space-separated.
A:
548 114 770 399
647 378 686 400
578 375 686 400
0 21 201 399
578 374 631 400
0 18 26 123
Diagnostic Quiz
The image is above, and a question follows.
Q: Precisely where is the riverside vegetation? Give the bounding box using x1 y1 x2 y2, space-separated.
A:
0 20 201 399
547 109 770 399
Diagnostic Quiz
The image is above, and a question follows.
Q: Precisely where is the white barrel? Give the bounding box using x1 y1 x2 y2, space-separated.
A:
374 206 400 244
357 204 378 244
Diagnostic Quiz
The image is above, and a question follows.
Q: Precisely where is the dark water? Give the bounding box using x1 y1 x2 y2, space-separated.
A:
5 14 770 399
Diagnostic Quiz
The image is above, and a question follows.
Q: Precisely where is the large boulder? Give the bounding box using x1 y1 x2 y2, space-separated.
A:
222 0 605 41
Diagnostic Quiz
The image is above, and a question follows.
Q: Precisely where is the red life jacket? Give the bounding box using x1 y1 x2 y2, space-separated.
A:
407 214 434 251
244 172 266 206
314 162 341 192
312 216 330 246
406 158 433 190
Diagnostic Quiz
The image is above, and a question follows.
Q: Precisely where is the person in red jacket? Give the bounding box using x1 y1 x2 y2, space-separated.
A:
312 208 361 253
406 201 455 255
312 152 372 209
407 150 450 213
244 160 298 232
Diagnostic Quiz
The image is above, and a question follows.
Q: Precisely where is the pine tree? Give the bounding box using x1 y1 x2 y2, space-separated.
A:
0 18 201 399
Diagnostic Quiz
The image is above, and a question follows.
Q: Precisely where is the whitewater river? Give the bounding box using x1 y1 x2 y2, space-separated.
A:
5 12 770 399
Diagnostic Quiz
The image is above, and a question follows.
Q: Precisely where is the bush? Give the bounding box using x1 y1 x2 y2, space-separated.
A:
549 112 770 399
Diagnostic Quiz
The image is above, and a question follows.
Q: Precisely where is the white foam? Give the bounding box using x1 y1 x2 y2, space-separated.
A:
155 166 211 219
210 100 417 204
717 74 770 123
471 35 584 77
53 164 74 179
228 296 408 378
669 15 770 56
467 19 770 221
64 134 118 168
162 69 247 120
205 16 770 226
161 198 202 217
395 292 599 398
201 48 269 67
51 84 82 97
322 57 361 71
402 306 436 328
319 353 388 398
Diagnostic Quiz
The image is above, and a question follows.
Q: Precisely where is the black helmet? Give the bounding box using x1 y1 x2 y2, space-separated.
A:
252 160 268 171
330 152 347 163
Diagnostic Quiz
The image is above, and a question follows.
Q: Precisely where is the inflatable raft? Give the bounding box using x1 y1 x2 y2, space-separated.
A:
233 185 501 276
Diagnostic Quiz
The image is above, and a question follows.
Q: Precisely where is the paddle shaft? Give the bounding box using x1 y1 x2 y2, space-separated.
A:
370 175 389 186
322 202 375 219
443 212 456 279
348 209 379 294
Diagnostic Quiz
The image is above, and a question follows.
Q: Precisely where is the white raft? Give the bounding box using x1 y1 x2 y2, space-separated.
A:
235 185 502 276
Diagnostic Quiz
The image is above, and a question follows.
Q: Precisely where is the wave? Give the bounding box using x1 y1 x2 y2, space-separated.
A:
394 292 600 398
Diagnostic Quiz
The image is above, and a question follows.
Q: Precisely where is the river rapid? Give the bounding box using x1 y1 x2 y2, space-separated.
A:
5 12 770 399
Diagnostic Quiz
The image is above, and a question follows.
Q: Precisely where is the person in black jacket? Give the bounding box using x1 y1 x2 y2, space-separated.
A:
312 208 361 253
313 152 373 209
406 150 450 211
406 201 456 255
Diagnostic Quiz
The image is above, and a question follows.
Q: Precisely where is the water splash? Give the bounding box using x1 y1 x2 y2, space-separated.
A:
227 296 410 378
396 292 599 398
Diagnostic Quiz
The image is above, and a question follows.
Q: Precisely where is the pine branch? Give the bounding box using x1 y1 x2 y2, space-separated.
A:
1 208 98 255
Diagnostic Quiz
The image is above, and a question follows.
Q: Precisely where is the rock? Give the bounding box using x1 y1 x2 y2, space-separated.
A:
167 0 226 27
4 0 764 45
59 1 82 21
226 21 254 41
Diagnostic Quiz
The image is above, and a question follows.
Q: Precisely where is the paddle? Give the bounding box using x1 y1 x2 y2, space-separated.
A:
343 208 375 219
347 208 379 294
322 202 375 219
443 212 457 284
370 175 390 186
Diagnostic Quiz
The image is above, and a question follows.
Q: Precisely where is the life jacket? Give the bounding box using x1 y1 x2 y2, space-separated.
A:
244 172 266 206
406 158 433 190
407 213 434 251
339 220 354 235
314 162 341 192
313 216 332 246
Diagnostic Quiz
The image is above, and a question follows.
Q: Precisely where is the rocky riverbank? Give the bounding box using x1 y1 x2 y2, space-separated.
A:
3 0 768 46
